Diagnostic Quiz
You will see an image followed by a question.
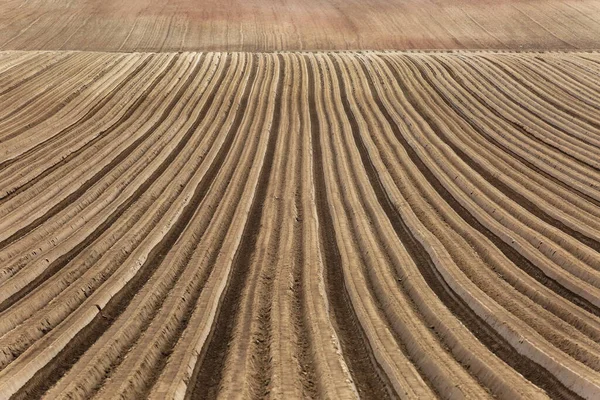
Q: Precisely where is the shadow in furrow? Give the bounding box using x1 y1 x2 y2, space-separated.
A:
0 54 122 144
468 58 600 174
395 55 600 318
0 53 72 97
292 57 318 399
107 54 253 399
484 56 600 147
187 55 282 399
9 56 240 400
406 57 600 257
434 58 600 208
0 55 173 241
0 54 211 313
303 55 393 400
354 55 582 400
0 55 154 200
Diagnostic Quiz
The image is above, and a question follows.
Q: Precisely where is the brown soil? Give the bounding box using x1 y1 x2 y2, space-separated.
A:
1 50 600 400
1 0 600 51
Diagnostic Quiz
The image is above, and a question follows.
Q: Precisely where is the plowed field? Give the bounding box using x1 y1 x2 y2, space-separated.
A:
0 50 599 399
2 0 600 51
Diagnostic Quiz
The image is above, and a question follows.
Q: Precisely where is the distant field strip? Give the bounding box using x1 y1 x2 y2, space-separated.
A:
0 51 600 399
2 0 600 51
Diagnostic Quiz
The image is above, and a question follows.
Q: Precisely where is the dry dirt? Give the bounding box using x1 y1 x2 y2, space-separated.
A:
1 0 600 399
0 50 599 399
1 0 600 51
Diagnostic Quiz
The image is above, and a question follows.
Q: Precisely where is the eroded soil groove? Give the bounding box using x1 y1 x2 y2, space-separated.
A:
1 50 600 400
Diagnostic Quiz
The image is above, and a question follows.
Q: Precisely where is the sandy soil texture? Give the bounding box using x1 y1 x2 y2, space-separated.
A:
1 0 600 51
0 50 599 399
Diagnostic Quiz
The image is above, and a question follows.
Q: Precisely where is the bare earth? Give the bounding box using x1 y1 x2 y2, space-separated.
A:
0 50 599 399
1 0 600 51
1 0 600 399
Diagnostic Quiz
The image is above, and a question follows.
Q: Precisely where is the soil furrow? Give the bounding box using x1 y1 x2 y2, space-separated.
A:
187 54 282 399
366 54 584 399
0 55 180 250
302 53 394 400
38 53 249 400
0 54 217 313
464 56 600 172
4 55 251 400
437 56 600 186
0 53 119 143
378 54 600 314
0 54 151 185
401 57 600 256
0 50 599 400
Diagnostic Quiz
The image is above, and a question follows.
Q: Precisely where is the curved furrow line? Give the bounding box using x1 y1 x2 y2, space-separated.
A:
0 54 233 362
373 54 600 338
0 55 151 177
378 54 600 370
0 53 119 140
336 52 566 399
543 57 600 100
92 53 269 400
406 55 600 222
0 52 70 96
551 55 600 87
262 52 311 399
144 54 279 400
318 52 492 398
0 54 218 314
427 55 600 208
216 54 290 398
0 55 186 286
409 55 600 241
574 52 600 65
195 54 281 400
371 53 600 398
491 54 600 134
469 54 600 165
303 52 401 400
398 57 600 256
532 58 600 112
382 55 600 308
0 52 100 123
291 53 359 399
445 55 600 175
508 56 600 119
0 58 172 222
372 51 600 325
0 52 40 78
265 52 319 399
564 56 600 86
0 56 153 188
43 54 256 400
328 52 458 397
0 54 181 231
0 54 254 400
433 54 600 188
0 54 168 196
356 52 600 356
0 55 181 257
502 56 600 145
175 53 279 399
389 56 600 282
540 58 600 104
0 53 153 182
